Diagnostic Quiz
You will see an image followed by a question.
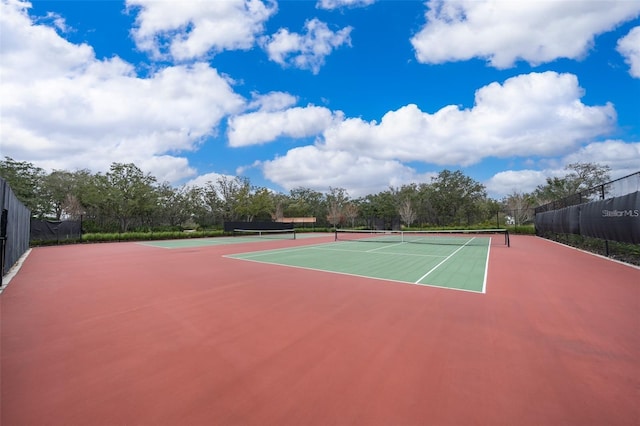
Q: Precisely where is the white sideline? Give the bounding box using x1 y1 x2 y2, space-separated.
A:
537 236 640 270
0 248 32 295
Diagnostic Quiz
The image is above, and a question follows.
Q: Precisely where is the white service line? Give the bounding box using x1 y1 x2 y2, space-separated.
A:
414 237 475 284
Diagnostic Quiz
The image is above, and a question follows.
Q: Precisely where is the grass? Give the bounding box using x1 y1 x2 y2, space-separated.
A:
30 230 224 246
538 232 640 267
82 230 225 242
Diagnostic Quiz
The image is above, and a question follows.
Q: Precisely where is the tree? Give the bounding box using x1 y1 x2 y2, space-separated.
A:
413 183 436 225
566 162 611 194
398 198 416 227
155 183 194 228
42 169 92 220
202 181 223 226
42 170 73 220
429 170 487 226
534 162 611 204
479 198 502 227
104 163 158 232
343 202 359 228
74 172 112 231
0 157 48 217
271 193 288 222
363 190 397 228
503 191 535 225
182 185 209 228
388 185 414 227
244 187 274 222
215 176 251 221
354 197 375 227
326 187 349 228
1 155 533 233
287 187 325 220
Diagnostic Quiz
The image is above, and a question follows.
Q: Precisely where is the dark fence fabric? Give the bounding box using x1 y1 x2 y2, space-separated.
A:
0 177 31 277
535 190 640 244
552 205 582 235
535 208 571 234
30 219 82 242
566 205 582 235
223 221 294 232
579 191 640 244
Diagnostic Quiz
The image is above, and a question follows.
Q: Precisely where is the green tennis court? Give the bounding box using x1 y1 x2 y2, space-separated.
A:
226 235 494 293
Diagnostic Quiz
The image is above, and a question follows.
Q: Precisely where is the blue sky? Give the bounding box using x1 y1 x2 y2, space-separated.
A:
1 0 639 199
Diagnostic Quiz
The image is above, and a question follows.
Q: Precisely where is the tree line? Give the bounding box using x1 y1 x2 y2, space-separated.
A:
0 157 610 233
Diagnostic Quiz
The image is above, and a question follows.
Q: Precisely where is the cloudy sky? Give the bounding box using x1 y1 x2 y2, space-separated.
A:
1 0 639 198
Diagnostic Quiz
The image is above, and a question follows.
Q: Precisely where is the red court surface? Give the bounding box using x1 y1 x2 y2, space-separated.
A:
1 235 639 425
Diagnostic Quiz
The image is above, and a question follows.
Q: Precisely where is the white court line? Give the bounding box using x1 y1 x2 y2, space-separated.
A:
313 245 446 258
227 255 485 293
223 243 333 259
326 239 406 253
230 243 448 259
481 243 491 294
366 242 405 252
414 237 476 284
0 248 32 294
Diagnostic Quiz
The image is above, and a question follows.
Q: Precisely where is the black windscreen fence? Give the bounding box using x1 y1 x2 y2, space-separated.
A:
564 205 582 235
535 190 640 244
579 191 640 244
223 221 294 232
30 219 82 243
535 205 581 235
0 177 31 279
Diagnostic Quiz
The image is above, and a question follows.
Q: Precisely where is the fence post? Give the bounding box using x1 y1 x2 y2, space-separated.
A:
600 183 610 256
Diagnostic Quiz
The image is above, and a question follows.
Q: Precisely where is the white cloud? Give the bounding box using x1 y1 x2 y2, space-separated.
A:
2 0 636 201
0 0 245 183
320 72 615 165
253 71 620 197
261 146 434 197
316 0 376 10
228 105 341 147
485 140 640 198
0 0 97 83
261 18 352 74
562 140 640 178
127 0 277 61
411 0 640 68
184 171 236 189
617 26 640 78
485 170 548 198
38 11 71 33
138 156 197 184
246 91 298 112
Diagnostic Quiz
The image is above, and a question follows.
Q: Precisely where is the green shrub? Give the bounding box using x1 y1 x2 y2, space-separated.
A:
508 224 536 235
80 230 224 244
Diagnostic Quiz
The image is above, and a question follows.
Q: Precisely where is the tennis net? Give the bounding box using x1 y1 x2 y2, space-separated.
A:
232 228 296 240
334 229 509 246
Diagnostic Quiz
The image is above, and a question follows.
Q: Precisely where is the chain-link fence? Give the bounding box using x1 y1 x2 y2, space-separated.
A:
535 172 640 213
1 177 31 283
534 172 640 265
